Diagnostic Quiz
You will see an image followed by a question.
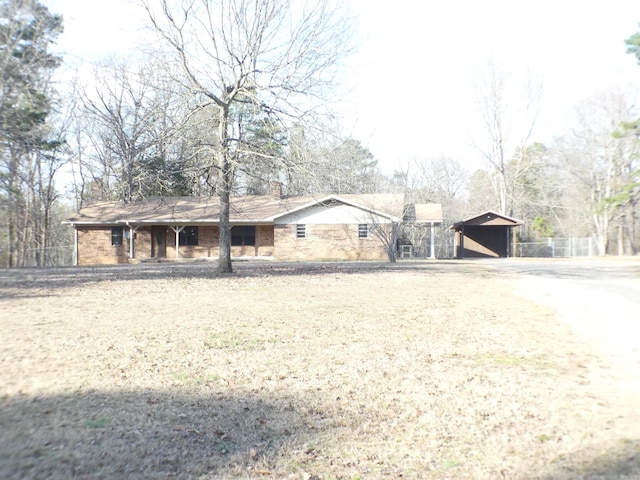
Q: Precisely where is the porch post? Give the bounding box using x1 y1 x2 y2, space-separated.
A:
127 225 138 259
169 226 184 259
507 227 511 257
74 227 78 266
429 222 436 259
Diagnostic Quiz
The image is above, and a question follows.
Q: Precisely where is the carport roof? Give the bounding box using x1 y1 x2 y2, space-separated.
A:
451 211 524 230
404 203 444 223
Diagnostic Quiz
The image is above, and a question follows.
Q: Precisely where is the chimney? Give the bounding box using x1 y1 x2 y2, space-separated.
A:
270 180 283 198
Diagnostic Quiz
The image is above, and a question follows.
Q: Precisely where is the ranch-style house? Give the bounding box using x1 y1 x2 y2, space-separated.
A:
65 191 443 265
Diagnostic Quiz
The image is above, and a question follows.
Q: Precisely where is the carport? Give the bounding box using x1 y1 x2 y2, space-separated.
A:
451 211 523 258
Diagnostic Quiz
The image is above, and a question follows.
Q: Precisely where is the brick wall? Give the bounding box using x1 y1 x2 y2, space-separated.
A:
163 226 218 258
230 225 274 257
77 227 128 265
76 223 383 264
134 227 152 259
274 224 389 261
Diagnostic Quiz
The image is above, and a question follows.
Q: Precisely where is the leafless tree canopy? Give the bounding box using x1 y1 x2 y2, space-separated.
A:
472 60 542 216
134 0 354 272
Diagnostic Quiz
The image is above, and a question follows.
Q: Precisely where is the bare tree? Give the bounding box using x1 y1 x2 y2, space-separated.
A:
467 169 496 214
138 0 353 273
472 59 541 216
555 90 640 255
72 61 187 203
369 220 399 263
392 156 468 257
284 132 382 195
505 142 568 239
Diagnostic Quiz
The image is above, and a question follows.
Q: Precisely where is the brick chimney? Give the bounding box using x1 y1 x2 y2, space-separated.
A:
270 180 283 198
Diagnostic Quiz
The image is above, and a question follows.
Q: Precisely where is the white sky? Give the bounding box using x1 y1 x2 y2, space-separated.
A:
46 0 640 174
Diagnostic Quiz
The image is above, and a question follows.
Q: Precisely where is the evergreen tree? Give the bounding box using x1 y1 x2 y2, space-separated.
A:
0 0 63 266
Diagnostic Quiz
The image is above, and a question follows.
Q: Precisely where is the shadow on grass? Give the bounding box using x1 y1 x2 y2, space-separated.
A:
2 387 639 480
541 441 640 480
0 259 498 298
0 389 313 479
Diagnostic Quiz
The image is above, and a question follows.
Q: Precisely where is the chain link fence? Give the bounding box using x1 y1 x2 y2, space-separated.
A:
514 238 595 258
399 241 455 259
400 236 595 259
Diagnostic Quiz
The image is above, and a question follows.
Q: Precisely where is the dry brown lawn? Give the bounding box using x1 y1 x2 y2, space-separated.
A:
1 260 639 479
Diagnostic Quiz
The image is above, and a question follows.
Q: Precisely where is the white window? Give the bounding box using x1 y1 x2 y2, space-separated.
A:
296 224 306 238
358 224 368 238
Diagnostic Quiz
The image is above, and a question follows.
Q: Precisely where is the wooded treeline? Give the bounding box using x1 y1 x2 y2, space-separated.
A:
2 0 640 267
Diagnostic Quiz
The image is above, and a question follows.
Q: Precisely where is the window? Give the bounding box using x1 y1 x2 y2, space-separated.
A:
358 224 368 238
231 226 255 246
179 226 199 246
296 224 306 239
111 227 124 246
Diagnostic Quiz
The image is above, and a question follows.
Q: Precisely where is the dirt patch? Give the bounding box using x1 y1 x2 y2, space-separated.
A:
1 261 639 479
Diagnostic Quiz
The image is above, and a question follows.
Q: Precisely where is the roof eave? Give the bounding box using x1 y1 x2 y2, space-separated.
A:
267 194 401 222
64 219 277 226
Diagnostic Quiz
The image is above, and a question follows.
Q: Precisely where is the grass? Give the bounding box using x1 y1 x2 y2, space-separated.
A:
479 353 557 370
171 371 222 385
204 331 282 351
85 417 108 429
1 260 639 479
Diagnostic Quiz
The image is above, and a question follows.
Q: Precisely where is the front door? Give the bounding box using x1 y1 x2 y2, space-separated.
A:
152 226 166 258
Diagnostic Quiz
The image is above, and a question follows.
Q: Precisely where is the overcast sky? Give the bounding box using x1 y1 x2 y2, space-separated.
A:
47 0 640 173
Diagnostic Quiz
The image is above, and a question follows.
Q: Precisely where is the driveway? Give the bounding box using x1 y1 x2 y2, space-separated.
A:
485 257 640 393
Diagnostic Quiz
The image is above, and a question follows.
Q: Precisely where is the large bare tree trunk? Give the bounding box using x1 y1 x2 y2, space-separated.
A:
218 151 233 273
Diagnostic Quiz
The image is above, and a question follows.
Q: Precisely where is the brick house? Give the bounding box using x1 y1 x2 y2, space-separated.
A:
65 192 443 265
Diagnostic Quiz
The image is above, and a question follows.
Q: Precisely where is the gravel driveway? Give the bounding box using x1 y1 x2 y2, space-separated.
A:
486 257 640 394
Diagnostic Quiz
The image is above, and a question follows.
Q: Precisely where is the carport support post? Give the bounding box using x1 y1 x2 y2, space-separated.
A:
169 226 184 259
